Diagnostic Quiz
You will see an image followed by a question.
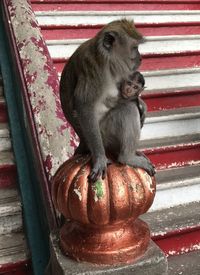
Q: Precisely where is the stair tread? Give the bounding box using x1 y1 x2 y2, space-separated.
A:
0 200 21 217
140 133 200 150
146 105 200 120
0 123 9 138
0 96 5 104
0 188 20 205
142 201 200 237
0 151 14 166
0 232 29 265
168 249 200 275
156 164 200 190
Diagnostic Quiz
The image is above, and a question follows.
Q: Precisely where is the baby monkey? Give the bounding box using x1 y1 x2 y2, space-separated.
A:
119 71 146 128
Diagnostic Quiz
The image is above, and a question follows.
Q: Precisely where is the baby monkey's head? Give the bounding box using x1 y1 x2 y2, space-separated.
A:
121 71 145 99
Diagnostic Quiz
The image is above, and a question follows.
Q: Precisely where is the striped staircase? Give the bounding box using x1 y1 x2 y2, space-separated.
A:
0 73 31 274
30 1 200 274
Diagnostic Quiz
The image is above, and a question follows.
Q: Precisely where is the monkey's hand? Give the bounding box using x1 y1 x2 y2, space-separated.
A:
89 155 109 182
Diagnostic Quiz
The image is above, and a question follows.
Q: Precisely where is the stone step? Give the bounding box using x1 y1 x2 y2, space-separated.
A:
0 96 7 123
142 201 200 255
0 188 22 234
0 151 17 188
143 88 200 112
35 10 200 26
41 23 200 40
142 134 200 171
141 106 200 141
151 165 200 211
168 249 200 275
0 123 11 152
31 0 200 13
45 35 200 59
0 79 3 97
0 232 30 272
53 51 200 74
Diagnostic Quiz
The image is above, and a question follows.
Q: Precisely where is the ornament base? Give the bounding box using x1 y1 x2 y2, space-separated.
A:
60 218 150 265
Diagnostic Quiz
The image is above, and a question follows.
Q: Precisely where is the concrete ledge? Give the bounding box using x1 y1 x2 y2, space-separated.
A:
46 233 168 275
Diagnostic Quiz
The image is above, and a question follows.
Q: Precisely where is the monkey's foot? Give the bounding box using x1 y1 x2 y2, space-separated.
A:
118 154 156 176
88 156 110 182
136 151 156 169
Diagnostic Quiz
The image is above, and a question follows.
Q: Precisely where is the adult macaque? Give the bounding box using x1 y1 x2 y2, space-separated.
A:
60 19 155 182
119 71 147 128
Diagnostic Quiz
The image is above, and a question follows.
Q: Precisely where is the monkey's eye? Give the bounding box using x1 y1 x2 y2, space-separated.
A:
134 85 138 89
131 45 138 51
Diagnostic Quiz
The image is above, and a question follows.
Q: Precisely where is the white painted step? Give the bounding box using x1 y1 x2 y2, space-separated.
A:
35 10 200 26
168 250 200 275
141 106 200 140
143 201 200 237
0 78 3 97
0 96 5 105
143 68 200 91
0 188 22 234
56 66 200 92
0 232 29 265
0 123 11 152
150 165 200 212
0 151 15 166
46 35 200 59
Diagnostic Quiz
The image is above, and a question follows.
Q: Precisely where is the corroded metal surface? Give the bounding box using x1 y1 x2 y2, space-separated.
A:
52 155 156 264
60 218 150 265
6 0 78 178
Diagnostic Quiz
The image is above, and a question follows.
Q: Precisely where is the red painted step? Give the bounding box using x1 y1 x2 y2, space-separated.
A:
0 157 16 191
41 23 200 40
144 202 200 256
31 1 200 11
0 260 32 275
53 52 200 75
142 137 200 171
0 100 8 123
143 89 200 112
154 228 200 256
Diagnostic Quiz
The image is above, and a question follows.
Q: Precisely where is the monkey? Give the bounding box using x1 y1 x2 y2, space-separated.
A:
119 71 147 128
60 19 155 182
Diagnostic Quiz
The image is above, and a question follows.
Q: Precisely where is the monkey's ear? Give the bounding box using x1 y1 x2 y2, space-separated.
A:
103 31 117 50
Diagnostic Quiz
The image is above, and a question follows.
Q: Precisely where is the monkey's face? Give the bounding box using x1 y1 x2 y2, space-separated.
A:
113 35 142 73
102 32 142 75
122 80 144 99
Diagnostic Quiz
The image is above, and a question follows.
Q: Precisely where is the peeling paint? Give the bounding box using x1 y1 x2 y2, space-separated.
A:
74 187 82 201
7 0 78 178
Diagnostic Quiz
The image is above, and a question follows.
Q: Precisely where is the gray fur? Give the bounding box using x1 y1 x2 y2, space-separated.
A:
60 19 155 181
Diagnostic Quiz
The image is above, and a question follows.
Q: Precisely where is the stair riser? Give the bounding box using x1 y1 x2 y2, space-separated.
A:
0 103 7 123
0 214 22 235
41 23 200 39
0 138 11 152
0 260 31 275
154 228 200 256
35 11 200 26
0 86 4 97
151 183 200 211
32 3 200 12
46 35 200 58
145 92 200 112
0 166 17 188
56 67 200 92
53 52 200 74
141 116 200 140
146 143 200 170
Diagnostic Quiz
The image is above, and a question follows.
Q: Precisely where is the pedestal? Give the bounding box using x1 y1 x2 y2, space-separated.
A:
46 233 168 275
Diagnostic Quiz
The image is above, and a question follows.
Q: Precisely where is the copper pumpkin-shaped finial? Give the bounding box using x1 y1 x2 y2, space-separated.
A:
52 154 156 264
